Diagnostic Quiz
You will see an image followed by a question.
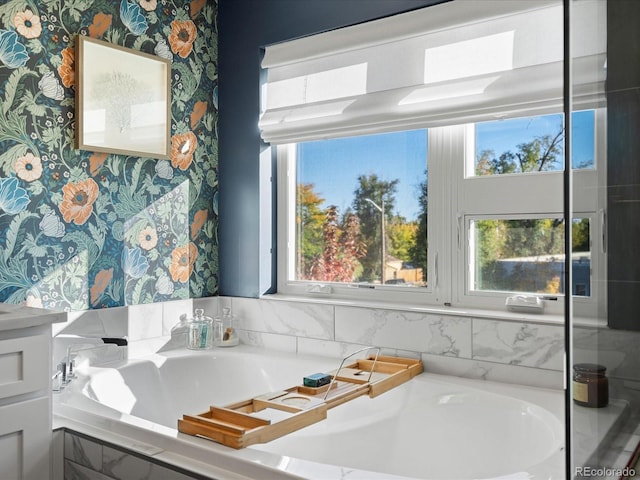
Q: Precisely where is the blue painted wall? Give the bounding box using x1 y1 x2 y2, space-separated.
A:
218 0 443 297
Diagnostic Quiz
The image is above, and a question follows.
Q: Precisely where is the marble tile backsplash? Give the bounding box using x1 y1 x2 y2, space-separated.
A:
335 307 473 357
54 295 565 389
218 297 564 390
472 319 565 370
231 297 334 340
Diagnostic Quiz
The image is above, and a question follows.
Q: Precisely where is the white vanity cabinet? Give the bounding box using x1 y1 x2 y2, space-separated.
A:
0 304 64 480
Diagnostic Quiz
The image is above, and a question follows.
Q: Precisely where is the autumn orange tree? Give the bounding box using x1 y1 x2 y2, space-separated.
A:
307 206 366 282
296 183 325 279
297 184 366 282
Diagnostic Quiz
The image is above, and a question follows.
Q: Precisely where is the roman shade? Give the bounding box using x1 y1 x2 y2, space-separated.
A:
259 0 606 144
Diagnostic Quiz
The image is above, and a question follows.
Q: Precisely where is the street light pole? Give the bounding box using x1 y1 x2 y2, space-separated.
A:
365 198 385 284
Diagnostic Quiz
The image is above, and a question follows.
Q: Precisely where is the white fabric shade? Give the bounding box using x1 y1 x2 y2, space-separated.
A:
259 0 606 144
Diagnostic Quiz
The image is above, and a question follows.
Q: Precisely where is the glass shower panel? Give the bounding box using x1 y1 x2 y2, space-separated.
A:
571 0 640 478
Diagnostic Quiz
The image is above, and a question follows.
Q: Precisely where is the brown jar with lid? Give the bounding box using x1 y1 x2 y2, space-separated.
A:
573 363 608 408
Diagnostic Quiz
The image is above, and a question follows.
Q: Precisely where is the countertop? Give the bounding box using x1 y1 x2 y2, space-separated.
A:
0 303 66 332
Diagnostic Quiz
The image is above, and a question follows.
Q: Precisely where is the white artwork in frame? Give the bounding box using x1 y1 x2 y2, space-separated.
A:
75 35 171 159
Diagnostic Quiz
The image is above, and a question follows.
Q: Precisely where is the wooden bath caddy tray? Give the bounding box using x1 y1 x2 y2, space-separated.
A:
178 355 423 449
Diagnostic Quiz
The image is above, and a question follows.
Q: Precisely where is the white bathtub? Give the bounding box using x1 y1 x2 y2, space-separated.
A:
54 345 565 480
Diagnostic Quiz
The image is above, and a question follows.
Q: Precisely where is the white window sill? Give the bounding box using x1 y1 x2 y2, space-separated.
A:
261 292 607 328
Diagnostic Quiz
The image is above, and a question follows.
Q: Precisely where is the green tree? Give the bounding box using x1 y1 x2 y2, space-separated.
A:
572 218 590 252
352 174 399 282
475 218 566 293
475 128 567 293
476 150 517 175
387 217 417 263
296 183 325 279
409 171 428 283
475 130 563 176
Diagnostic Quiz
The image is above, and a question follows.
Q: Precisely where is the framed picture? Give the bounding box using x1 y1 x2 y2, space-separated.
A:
75 36 171 159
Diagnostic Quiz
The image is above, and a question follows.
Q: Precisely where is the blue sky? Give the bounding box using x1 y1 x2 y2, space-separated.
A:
476 110 594 170
298 130 427 220
298 110 595 220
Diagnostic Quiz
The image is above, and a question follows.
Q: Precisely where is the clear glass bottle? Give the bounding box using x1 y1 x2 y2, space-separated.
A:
187 309 213 349
214 307 239 347
213 314 224 345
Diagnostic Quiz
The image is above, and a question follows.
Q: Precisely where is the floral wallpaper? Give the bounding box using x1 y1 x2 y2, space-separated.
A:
0 0 218 311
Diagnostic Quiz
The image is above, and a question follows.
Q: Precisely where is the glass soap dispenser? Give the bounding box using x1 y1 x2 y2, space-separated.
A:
214 307 239 347
187 309 213 349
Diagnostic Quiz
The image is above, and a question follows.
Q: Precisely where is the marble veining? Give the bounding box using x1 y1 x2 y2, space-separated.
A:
102 446 153 480
64 432 197 480
472 319 564 370
232 297 335 340
65 460 113 480
239 329 298 353
574 325 640 378
65 433 102 471
426 316 472 357
297 336 418 361
335 306 472 356
422 352 563 389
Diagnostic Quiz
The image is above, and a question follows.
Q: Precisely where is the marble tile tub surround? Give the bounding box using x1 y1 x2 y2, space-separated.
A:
52 295 566 389
62 431 204 480
52 298 203 340
52 299 209 363
574 325 640 423
218 296 565 390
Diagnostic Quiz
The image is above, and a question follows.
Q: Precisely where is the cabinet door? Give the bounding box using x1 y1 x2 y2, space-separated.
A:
0 397 51 480
0 335 49 399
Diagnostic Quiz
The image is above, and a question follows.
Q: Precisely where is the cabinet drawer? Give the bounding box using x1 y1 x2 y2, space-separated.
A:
0 335 49 399
0 397 51 480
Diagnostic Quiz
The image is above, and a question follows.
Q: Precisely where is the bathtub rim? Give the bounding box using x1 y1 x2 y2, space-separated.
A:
53 344 567 480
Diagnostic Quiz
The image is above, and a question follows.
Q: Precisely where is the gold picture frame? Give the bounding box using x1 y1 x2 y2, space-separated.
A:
75 35 171 159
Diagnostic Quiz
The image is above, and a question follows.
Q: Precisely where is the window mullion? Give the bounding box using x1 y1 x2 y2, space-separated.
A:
428 125 466 305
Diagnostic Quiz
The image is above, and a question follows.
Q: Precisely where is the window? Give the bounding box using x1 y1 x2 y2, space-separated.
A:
278 130 434 305
452 109 604 315
470 217 591 297
296 130 427 288
474 110 595 175
277 109 604 316
264 0 606 316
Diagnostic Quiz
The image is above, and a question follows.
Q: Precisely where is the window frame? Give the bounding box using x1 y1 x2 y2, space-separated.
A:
461 212 598 315
276 143 440 306
275 109 606 319
449 109 605 317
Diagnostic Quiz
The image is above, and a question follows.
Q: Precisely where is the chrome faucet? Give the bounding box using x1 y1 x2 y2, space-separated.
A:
53 336 128 389
63 343 93 383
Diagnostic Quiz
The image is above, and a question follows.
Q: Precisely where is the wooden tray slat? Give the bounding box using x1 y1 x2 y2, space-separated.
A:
352 359 408 374
181 414 249 435
208 406 271 429
178 355 423 448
